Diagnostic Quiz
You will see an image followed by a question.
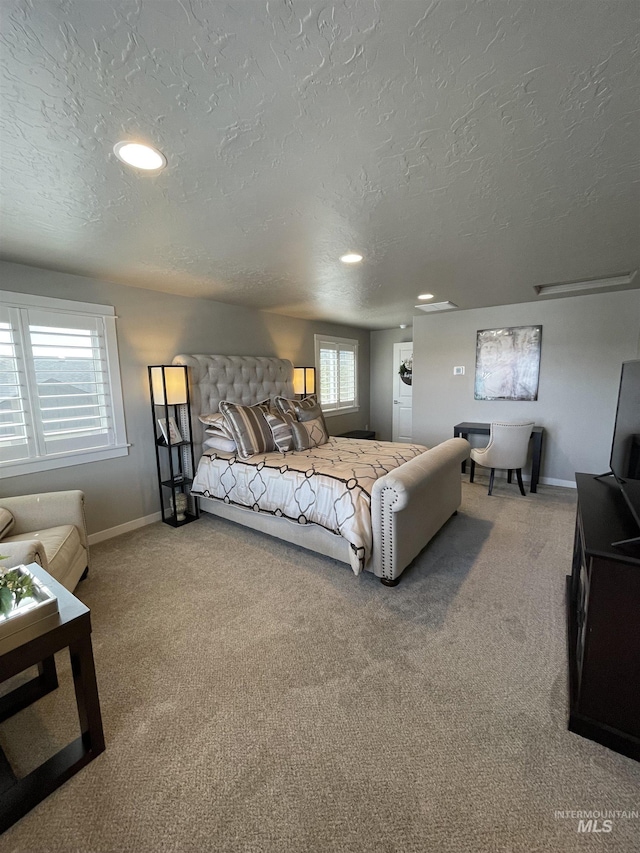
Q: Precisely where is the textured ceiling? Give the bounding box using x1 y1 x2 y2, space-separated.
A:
1 0 639 330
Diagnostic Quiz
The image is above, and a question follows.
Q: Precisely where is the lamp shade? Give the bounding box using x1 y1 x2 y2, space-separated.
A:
150 366 188 405
293 367 316 397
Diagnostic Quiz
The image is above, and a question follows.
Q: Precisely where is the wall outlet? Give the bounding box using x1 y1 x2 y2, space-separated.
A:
453 366 465 376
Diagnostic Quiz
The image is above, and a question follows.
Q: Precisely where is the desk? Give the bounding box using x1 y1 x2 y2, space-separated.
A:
0 564 105 834
453 422 545 494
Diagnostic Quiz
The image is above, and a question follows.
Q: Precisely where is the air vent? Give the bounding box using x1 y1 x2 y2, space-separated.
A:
414 301 458 313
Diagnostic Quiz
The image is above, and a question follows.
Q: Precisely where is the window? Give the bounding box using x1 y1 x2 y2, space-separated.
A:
314 334 359 415
0 291 128 478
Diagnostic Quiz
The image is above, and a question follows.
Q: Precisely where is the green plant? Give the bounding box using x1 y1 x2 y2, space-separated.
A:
0 567 35 617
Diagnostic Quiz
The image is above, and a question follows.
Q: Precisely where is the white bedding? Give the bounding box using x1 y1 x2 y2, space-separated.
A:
191 436 428 574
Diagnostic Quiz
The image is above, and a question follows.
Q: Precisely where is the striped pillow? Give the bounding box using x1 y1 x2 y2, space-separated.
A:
219 401 275 458
274 394 318 418
0 508 15 540
274 394 328 431
290 416 329 451
264 411 295 452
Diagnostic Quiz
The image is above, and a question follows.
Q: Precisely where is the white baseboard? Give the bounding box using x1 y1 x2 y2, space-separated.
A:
470 472 576 490
88 511 162 545
88 474 576 546
538 477 576 489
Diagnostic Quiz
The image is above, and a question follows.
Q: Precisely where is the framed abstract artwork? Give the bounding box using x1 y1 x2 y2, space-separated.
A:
474 325 542 401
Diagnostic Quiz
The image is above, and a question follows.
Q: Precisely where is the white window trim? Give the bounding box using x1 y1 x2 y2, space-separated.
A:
314 333 359 417
322 406 359 418
0 290 129 478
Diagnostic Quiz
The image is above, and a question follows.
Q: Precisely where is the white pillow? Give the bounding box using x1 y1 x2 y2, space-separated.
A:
198 412 235 440
203 434 237 453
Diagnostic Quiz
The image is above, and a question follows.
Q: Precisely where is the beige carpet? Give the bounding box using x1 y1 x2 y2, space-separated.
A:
1 479 639 852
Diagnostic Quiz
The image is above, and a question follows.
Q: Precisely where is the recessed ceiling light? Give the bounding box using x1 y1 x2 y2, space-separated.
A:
418 293 434 300
113 141 166 171
340 252 363 264
534 271 637 296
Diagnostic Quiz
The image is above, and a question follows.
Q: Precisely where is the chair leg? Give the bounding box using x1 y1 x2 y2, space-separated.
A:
507 470 512 484
488 468 495 495
516 469 526 496
470 459 475 482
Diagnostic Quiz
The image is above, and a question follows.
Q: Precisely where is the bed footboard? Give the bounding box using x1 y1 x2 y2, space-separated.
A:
369 438 470 584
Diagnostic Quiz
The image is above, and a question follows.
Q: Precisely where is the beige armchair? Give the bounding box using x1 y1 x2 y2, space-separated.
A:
0 490 90 592
470 422 535 496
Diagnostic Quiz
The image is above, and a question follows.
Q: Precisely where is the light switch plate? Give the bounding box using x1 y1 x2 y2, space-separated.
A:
453 366 465 375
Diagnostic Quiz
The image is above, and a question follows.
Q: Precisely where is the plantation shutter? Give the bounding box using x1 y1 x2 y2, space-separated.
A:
319 344 339 408
0 291 128 477
315 336 358 413
338 345 356 408
0 305 32 462
25 309 113 455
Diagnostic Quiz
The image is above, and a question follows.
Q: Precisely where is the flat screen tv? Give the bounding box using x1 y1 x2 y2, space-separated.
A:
606 360 640 546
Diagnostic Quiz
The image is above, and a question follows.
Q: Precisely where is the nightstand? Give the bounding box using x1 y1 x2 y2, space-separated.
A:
338 430 375 440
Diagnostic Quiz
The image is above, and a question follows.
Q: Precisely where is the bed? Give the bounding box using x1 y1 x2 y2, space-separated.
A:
173 354 470 585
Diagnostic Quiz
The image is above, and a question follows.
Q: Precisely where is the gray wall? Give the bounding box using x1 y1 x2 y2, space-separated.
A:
412 290 640 485
1 261 370 533
369 327 413 441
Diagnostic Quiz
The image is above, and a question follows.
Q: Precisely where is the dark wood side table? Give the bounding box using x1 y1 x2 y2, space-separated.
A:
453 422 545 493
338 430 376 440
0 564 105 833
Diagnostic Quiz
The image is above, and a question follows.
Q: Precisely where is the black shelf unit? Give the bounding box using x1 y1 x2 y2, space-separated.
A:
149 365 200 528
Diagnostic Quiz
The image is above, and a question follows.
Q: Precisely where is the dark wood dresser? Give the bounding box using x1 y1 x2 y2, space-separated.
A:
568 473 640 761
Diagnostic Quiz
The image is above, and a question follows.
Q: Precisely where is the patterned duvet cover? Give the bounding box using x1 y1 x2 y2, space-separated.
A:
190 436 428 574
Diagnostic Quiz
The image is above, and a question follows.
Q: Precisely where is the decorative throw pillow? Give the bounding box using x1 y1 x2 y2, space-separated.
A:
264 410 295 452
295 400 325 424
203 434 237 453
273 396 295 417
274 394 328 433
274 394 317 418
0 508 15 540
219 400 276 458
290 416 329 451
198 412 235 440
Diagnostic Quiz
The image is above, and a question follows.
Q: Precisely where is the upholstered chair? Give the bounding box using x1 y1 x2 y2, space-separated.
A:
469 422 535 496
0 490 90 592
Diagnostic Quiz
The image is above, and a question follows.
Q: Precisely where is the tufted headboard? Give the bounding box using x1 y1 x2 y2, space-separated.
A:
172 354 295 450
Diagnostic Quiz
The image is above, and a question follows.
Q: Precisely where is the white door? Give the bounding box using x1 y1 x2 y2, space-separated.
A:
392 342 413 442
